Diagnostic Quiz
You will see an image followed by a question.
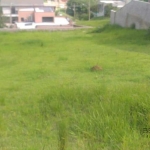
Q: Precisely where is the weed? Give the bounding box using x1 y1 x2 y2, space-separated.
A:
145 27 150 40
129 102 149 131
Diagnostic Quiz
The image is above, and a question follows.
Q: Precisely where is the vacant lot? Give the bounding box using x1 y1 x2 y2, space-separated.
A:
0 19 150 150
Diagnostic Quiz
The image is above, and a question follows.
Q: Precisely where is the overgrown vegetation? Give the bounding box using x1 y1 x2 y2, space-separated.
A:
66 0 97 20
1 19 150 150
104 4 117 17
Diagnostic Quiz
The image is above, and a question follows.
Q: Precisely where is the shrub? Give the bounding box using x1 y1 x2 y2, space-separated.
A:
66 8 74 16
79 13 89 20
105 4 117 17
130 23 136 29
79 13 94 20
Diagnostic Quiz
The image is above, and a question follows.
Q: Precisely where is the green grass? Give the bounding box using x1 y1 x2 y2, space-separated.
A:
1 19 150 150
76 17 109 27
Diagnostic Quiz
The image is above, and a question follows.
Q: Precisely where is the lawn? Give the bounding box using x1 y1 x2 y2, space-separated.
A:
1 19 150 150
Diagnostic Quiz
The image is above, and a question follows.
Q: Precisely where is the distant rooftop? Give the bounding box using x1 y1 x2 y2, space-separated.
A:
1 0 43 6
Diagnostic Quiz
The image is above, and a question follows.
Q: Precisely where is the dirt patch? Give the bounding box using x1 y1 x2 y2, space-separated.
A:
91 65 102 72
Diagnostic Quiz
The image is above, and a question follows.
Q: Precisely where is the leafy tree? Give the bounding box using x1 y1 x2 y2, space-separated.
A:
104 4 117 17
67 0 98 20
0 6 5 28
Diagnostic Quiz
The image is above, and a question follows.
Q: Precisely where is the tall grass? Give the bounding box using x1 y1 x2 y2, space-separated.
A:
0 19 150 149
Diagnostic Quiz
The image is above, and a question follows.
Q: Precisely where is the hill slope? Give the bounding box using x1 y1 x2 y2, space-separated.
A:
0 20 150 150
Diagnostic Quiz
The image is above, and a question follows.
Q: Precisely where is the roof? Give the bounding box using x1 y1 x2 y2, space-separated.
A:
1 0 43 6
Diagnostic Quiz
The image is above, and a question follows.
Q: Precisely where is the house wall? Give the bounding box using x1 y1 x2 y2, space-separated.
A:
34 12 55 23
110 0 150 29
18 11 34 22
2 7 11 15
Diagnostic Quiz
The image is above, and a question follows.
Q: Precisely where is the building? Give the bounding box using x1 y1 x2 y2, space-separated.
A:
18 7 55 23
0 0 55 23
110 0 150 29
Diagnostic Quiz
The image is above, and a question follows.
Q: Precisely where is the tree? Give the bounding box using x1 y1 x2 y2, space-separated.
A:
67 0 98 20
0 6 5 28
0 0 5 28
104 4 116 17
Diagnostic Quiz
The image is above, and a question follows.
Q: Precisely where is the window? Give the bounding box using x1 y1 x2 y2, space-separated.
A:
11 6 16 14
25 23 32 26
42 17 54 22
21 18 24 22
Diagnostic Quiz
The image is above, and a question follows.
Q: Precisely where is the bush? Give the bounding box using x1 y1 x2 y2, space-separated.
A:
130 23 136 29
105 4 117 17
66 8 74 16
79 13 89 20
79 13 94 20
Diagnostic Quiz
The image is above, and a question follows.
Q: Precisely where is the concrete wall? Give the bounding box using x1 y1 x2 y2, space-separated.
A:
110 10 116 24
111 0 150 29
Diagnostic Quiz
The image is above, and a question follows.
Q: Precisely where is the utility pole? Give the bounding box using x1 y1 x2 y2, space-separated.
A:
88 0 91 21
0 0 2 27
10 3 12 25
33 4 35 22
73 3 76 19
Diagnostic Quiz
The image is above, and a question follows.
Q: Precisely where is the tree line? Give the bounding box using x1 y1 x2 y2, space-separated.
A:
66 0 98 20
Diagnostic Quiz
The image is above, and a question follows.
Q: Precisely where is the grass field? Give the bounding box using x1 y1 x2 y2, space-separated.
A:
1 19 150 150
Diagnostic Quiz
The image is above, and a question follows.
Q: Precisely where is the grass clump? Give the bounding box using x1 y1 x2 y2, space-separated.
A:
58 120 68 150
